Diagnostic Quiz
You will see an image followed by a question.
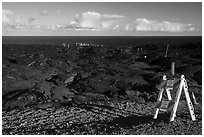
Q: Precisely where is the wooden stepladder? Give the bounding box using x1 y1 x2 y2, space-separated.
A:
154 74 196 121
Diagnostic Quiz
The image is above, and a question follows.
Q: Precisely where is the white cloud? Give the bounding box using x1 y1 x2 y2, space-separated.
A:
2 9 23 31
2 9 13 25
76 11 101 28
2 9 44 35
3 9 199 35
70 20 78 25
101 20 119 30
102 14 124 19
40 10 48 16
125 24 134 31
134 18 196 32
69 11 124 31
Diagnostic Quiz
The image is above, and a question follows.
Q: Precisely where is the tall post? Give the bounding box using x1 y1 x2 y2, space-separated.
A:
165 44 169 58
171 62 175 76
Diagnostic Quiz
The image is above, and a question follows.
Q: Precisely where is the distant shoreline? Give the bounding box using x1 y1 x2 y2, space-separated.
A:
2 36 201 46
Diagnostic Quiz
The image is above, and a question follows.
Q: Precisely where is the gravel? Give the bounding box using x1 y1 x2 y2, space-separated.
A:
2 100 202 135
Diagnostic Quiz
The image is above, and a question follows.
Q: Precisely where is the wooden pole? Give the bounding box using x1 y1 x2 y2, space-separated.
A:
165 44 169 57
171 62 175 76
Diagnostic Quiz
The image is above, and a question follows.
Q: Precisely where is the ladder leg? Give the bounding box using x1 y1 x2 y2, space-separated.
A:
191 92 199 105
154 88 164 119
170 79 183 121
166 88 172 101
183 80 196 121
154 109 160 119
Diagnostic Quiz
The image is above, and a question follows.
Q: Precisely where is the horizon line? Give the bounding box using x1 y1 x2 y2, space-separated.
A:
2 35 202 37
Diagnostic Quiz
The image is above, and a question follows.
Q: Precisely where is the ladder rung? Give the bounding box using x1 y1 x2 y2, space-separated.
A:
160 108 167 112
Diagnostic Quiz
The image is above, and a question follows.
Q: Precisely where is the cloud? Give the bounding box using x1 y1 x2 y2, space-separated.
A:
133 18 196 32
48 24 64 31
3 9 199 36
102 14 124 19
69 11 125 31
125 24 133 31
101 20 120 30
68 12 197 33
2 9 41 35
2 9 23 31
40 10 48 16
2 9 13 25
75 12 101 28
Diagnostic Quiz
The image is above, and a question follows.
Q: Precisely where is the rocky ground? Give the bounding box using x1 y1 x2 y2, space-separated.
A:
2 100 202 135
2 42 202 134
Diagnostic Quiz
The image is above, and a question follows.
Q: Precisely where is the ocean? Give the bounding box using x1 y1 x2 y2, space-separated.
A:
2 36 202 47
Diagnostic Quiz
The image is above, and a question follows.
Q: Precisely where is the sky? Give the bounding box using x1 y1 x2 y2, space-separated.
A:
2 2 202 36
